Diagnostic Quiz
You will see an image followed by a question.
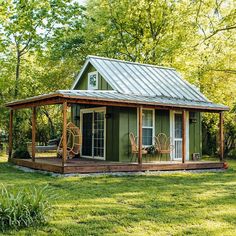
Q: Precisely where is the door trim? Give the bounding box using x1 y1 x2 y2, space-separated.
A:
80 107 106 160
170 110 189 161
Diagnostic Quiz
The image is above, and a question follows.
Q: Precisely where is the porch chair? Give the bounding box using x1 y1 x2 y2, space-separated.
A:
57 122 82 159
154 133 174 161
129 132 148 162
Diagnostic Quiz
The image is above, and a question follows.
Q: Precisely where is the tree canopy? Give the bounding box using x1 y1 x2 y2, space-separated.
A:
0 0 235 155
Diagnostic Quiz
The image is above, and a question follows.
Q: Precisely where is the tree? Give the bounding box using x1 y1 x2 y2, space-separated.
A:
0 0 85 147
0 0 84 99
81 0 236 156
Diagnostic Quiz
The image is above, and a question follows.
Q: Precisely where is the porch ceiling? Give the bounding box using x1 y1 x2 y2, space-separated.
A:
5 90 229 112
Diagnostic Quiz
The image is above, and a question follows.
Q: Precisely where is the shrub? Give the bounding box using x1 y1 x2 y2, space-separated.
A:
12 147 31 159
227 149 236 159
0 185 52 232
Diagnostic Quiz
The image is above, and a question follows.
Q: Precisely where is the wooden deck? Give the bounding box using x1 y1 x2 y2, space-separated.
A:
10 157 227 174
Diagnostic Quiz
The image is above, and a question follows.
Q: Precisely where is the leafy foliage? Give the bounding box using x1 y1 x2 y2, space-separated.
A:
0 0 235 154
0 185 52 232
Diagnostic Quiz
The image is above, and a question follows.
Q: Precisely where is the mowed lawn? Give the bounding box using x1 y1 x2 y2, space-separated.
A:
0 155 236 236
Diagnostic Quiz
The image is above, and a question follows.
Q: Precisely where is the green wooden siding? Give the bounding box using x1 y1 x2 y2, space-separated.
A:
119 107 137 162
74 63 113 90
155 110 170 161
106 107 119 161
71 105 202 162
155 110 170 136
189 112 202 160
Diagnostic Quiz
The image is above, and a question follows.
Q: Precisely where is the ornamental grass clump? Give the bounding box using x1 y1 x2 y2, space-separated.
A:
0 185 52 232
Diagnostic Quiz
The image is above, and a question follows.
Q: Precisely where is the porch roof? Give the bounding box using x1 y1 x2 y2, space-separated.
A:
6 90 229 112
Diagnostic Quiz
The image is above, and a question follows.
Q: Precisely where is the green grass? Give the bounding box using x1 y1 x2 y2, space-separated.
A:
0 154 236 236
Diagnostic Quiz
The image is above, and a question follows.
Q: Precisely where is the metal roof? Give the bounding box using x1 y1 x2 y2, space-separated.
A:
6 90 228 111
6 56 229 112
58 90 228 110
72 55 209 103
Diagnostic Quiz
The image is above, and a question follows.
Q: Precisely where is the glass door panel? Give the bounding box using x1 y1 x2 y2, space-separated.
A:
93 111 105 158
81 109 105 159
174 113 182 160
82 112 93 157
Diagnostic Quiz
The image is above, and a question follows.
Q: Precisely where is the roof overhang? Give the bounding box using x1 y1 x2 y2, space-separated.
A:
5 91 230 112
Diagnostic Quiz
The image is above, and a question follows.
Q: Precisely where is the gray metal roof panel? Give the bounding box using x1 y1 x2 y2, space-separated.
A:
71 55 212 103
58 90 228 110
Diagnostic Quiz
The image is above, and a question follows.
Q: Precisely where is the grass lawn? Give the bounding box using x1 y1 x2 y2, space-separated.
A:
0 154 236 236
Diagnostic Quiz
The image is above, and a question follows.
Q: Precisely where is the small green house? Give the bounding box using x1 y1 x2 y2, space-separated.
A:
7 55 229 173
69 55 227 162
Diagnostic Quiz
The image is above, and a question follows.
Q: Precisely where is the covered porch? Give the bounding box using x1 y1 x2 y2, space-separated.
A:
6 90 228 174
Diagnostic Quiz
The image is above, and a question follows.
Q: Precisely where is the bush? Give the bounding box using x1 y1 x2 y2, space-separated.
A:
228 149 236 159
0 185 52 232
12 147 31 159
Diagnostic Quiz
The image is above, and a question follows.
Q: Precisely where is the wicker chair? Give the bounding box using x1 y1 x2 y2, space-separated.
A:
154 133 174 161
57 122 82 159
129 132 148 162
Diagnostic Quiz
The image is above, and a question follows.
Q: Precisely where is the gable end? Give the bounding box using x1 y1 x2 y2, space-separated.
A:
72 61 113 91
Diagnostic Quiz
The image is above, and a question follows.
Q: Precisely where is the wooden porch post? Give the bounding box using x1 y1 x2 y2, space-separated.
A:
8 110 13 160
138 106 143 164
32 107 36 162
182 110 186 163
219 112 224 161
62 101 67 167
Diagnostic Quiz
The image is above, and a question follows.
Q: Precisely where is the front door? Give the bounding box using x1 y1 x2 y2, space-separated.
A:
173 113 183 160
170 111 189 161
81 108 106 160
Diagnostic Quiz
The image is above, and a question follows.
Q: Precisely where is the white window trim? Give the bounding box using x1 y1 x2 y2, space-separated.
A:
170 110 189 161
80 107 106 160
137 108 155 147
87 71 98 90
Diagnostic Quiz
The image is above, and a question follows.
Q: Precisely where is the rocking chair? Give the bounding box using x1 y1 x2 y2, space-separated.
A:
57 122 82 159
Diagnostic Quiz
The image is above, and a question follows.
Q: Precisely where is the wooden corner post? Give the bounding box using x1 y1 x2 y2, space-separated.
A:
219 112 224 161
138 106 143 164
32 107 36 162
62 101 68 167
182 110 186 163
8 110 13 160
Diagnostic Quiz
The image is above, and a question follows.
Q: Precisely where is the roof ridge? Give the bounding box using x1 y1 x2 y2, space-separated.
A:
87 55 175 70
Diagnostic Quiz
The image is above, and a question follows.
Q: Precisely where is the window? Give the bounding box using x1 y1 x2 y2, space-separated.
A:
174 113 182 139
88 71 98 90
142 109 154 146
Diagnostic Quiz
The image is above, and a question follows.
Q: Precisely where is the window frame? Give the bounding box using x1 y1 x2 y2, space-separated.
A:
87 71 98 90
137 108 155 147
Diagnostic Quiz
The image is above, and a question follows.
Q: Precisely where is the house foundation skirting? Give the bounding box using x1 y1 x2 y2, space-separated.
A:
10 158 226 174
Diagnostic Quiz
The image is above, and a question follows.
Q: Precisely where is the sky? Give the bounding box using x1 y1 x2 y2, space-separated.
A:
75 0 87 5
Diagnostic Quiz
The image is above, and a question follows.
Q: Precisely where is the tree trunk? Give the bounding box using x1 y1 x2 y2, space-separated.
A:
14 50 20 99
42 109 55 138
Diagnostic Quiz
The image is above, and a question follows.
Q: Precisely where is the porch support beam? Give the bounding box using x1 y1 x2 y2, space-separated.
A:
31 107 36 162
138 106 143 164
62 101 67 166
219 112 224 161
8 110 13 160
182 110 186 163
